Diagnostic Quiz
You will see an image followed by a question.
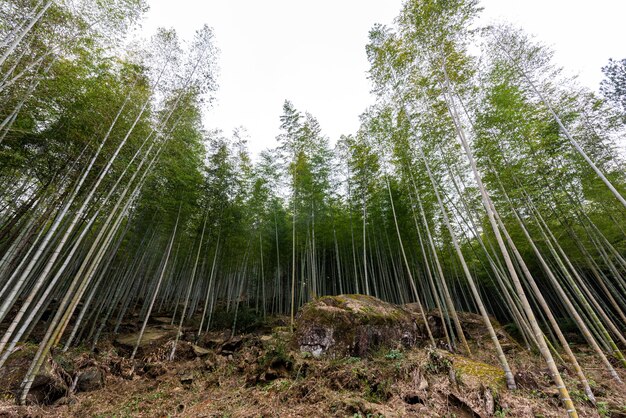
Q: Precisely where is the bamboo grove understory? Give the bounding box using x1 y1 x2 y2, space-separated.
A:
1 1 626 415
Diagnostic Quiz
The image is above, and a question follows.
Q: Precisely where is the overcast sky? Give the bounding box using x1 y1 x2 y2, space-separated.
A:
139 0 626 155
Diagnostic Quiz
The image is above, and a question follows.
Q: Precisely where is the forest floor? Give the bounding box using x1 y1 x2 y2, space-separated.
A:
1 313 626 417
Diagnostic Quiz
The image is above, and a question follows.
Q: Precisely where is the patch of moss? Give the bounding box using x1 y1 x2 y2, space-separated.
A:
447 353 506 388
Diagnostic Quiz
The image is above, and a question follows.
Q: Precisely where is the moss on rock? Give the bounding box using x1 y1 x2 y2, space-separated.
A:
295 295 427 358
0 344 70 405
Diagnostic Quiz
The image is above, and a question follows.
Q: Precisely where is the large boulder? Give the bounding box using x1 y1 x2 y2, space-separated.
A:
0 345 69 405
295 295 427 357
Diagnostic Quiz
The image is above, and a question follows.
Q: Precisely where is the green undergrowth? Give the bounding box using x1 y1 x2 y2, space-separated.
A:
207 305 264 332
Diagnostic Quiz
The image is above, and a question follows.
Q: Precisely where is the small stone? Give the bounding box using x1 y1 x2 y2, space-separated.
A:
448 368 457 385
412 368 429 391
200 337 225 349
180 374 194 385
75 367 105 392
221 336 244 353
191 344 211 357
544 387 561 399
54 396 78 406
152 317 172 324
145 362 167 378
418 376 429 391
483 386 494 415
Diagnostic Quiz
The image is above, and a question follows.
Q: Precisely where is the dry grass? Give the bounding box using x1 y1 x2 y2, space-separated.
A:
1 323 625 417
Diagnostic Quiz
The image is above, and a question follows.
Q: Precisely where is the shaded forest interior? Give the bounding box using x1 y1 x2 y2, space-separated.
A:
1 0 626 416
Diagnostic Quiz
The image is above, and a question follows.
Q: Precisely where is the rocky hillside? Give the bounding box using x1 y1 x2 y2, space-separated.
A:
1 296 625 417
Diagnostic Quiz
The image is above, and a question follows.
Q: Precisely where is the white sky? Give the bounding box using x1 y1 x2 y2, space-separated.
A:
139 0 626 156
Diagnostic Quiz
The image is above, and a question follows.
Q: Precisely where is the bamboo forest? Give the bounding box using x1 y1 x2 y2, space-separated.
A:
1 0 626 416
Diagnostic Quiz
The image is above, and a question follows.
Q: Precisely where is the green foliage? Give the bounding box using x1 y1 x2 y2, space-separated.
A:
494 407 508 418
596 401 609 418
383 349 403 360
208 305 263 332
601 58 626 114
425 349 452 374
2 10 626 413
260 342 292 370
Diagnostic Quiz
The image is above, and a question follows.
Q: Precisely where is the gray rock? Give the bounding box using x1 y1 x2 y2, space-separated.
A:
191 344 211 357
54 395 78 406
0 346 69 405
114 327 176 349
295 294 427 358
179 373 194 385
75 367 104 392
482 386 495 415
